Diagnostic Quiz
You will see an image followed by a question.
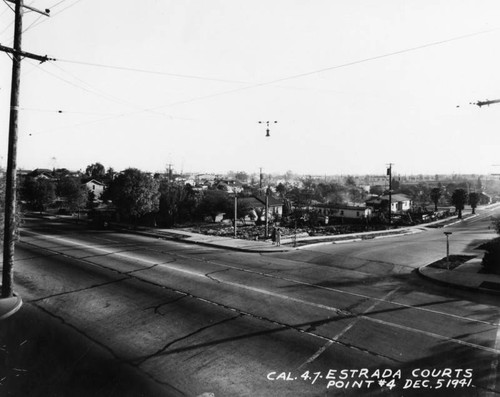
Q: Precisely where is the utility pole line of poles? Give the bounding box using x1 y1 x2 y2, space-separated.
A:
1 0 51 299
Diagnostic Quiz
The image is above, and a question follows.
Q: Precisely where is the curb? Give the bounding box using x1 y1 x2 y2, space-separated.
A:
0 294 23 320
416 267 500 296
122 228 292 253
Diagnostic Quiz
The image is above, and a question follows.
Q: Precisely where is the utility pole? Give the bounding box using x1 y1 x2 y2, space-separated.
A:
1 0 51 299
386 163 393 226
265 192 269 239
233 194 237 239
167 163 173 184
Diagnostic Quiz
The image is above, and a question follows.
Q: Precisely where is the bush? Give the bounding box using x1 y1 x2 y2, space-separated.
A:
493 216 500 234
481 237 500 275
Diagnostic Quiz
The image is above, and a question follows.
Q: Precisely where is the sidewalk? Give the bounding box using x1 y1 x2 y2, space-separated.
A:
123 224 426 253
126 227 294 252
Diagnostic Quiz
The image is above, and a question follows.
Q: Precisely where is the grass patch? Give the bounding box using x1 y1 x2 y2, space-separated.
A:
428 255 476 270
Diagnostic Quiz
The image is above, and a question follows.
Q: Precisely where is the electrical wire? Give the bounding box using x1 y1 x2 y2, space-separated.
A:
57 58 250 85
19 26 500 137
21 0 84 33
28 59 196 120
56 27 500 114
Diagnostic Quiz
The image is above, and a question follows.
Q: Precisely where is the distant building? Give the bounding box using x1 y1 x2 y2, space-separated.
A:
366 194 412 213
215 179 244 194
28 168 54 180
312 203 372 220
239 195 284 220
83 179 106 199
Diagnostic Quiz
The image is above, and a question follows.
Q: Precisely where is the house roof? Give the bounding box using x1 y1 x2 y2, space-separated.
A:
366 194 411 203
239 195 284 208
253 194 284 206
313 204 370 211
381 194 411 202
84 179 106 186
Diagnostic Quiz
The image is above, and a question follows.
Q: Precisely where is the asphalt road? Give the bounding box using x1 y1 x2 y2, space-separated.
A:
6 207 500 396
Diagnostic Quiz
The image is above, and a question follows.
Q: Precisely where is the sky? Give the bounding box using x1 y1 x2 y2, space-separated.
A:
2 0 500 177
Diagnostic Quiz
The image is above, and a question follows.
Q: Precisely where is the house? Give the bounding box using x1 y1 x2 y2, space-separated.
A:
238 195 284 221
83 179 106 199
479 192 492 205
366 193 412 213
215 179 244 194
28 168 54 180
312 203 372 220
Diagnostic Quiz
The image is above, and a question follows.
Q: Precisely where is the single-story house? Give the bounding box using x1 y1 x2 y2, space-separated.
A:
313 204 372 220
366 193 412 213
238 195 284 220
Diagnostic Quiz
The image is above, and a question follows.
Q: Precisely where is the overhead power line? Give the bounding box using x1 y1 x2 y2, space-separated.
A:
16 26 500 137
130 27 500 113
57 58 249 84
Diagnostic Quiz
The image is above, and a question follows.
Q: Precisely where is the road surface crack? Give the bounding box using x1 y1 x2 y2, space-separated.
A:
133 314 243 366
27 278 130 303
204 269 230 283
144 295 188 314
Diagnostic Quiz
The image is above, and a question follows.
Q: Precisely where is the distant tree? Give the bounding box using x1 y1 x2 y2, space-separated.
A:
348 187 366 204
451 188 468 219
158 181 198 226
476 177 483 192
233 171 249 183
103 167 116 185
53 168 70 178
235 198 252 220
283 170 295 183
301 176 316 191
56 176 87 212
370 185 384 196
391 177 400 191
85 162 106 180
196 189 232 222
430 187 442 211
21 177 56 212
289 185 313 208
106 168 160 224
493 217 500 234
275 183 287 198
87 190 97 209
345 176 356 186
468 192 480 214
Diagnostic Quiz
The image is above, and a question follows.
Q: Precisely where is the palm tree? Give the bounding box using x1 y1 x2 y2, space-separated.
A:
451 189 468 219
430 187 442 211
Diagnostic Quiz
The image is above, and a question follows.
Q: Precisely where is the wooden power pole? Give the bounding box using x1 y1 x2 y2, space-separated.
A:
387 163 393 226
1 0 51 298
